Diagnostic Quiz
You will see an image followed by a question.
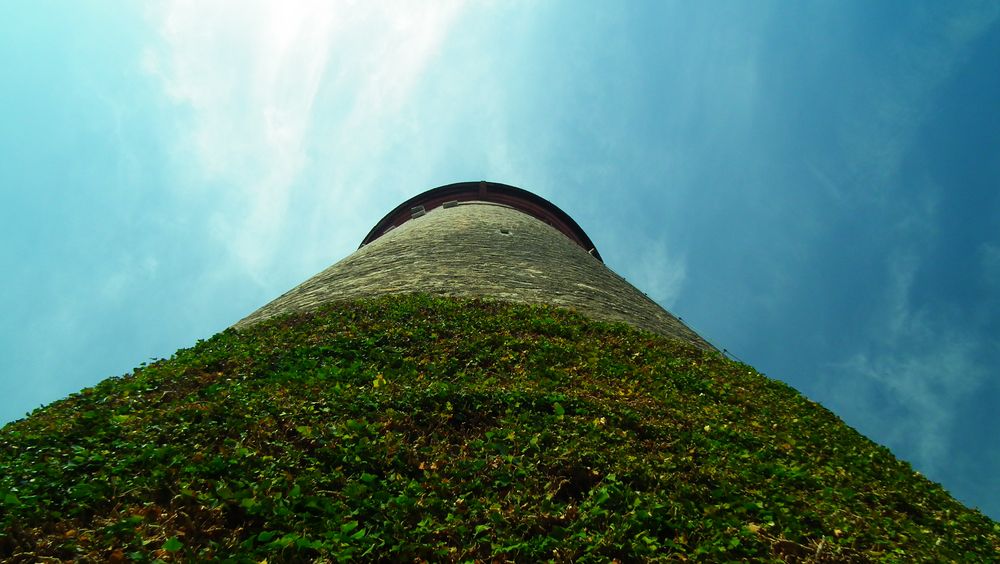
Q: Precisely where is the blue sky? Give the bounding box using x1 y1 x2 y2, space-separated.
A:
2 1 998 520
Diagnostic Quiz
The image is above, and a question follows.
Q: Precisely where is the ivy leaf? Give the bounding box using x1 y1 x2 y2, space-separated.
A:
594 488 610 506
162 536 184 552
257 530 279 542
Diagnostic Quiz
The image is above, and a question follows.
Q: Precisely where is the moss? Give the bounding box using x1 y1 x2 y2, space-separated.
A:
1 294 997 561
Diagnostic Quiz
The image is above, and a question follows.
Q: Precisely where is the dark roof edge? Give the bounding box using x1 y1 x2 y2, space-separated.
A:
360 181 603 262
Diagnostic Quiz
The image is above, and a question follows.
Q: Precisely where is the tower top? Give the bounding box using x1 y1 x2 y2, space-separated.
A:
235 181 711 348
360 181 603 262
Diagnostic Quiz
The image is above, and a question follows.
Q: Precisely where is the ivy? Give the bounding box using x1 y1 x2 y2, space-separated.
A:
0 294 996 561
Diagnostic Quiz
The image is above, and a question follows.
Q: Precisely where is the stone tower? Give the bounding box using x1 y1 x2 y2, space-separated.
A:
6 182 998 561
236 181 712 350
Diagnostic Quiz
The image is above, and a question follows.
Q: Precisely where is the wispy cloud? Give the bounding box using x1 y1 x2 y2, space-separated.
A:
141 0 468 284
828 252 986 476
626 238 687 310
788 3 999 488
834 4 1000 201
835 339 985 475
141 1 336 279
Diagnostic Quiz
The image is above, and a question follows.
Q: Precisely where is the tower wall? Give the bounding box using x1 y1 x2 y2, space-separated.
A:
235 193 712 350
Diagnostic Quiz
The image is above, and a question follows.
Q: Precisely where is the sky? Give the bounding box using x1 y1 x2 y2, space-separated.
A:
1 1 997 520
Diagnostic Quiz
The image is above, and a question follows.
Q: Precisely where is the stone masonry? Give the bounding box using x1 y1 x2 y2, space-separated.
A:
234 202 713 350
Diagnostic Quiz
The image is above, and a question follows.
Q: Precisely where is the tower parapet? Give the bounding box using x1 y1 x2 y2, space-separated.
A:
235 181 712 349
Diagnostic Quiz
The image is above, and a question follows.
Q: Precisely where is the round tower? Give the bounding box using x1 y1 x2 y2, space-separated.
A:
235 181 712 349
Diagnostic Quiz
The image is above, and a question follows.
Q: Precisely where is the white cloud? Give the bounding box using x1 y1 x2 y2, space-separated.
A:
836 4 1000 201
829 252 985 475
141 0 468 283
835 338 984 475
623 238 687 310
838 341 983 470
100 255 161 302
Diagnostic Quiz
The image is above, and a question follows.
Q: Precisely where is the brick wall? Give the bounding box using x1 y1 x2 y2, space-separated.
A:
234 203 713 350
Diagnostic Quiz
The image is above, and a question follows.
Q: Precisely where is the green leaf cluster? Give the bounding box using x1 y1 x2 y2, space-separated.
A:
1 294 996 561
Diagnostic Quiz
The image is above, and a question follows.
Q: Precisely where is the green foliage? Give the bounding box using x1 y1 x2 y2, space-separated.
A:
0 294 996 561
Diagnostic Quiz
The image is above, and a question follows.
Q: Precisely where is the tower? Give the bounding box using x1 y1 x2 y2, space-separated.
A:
236 181 712 350
2 182 996 561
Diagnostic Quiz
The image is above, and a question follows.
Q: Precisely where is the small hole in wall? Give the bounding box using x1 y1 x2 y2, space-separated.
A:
499 228 512 235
